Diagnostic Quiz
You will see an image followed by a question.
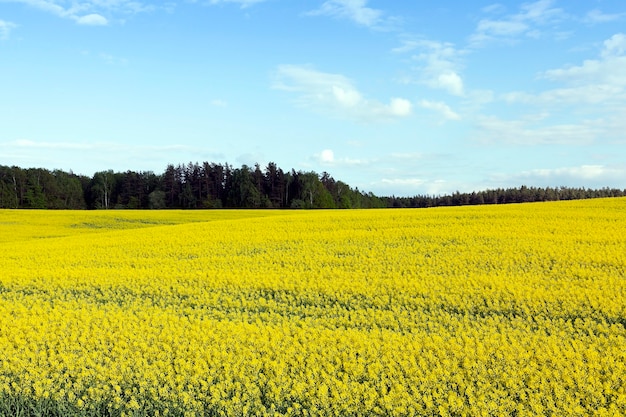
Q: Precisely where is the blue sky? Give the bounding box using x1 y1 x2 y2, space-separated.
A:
1 0 625 196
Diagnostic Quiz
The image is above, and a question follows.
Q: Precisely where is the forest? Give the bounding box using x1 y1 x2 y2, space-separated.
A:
0 162 624 209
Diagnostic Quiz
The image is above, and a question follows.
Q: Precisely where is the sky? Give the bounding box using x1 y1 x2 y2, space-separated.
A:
1 0 625 196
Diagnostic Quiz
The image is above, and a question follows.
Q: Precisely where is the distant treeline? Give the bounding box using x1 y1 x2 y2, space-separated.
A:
385 185 626 208
0 163 624 210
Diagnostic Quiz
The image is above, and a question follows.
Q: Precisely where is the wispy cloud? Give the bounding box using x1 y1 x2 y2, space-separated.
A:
306 0 391 29
526 165 623 180
601 33 626 58
202 0 268 7
475 19 528 37
0 0 158 25
469 0 565 47
395 39 466 96
543 33 626 82
210 99 228 107
491 32 626 150
419 100 460 121
273 64 412 122
99 52 127 65
492 164 626 188
503 84 624 106
481 4 506 15
0 19 17 39
9 0 108 24
474 115 600 146
76 13 108 25
79 50 128 65
519 0 563 23
504 33 626 106
584 9 626 24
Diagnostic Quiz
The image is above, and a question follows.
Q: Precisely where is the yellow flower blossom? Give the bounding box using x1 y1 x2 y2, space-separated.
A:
0 199 624 415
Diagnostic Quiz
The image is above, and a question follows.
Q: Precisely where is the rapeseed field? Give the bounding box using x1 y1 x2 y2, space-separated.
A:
0 199 625 416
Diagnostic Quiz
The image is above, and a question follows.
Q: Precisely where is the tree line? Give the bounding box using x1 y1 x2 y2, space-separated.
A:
0 163 384 209
385 185 626 208
0 163 624 210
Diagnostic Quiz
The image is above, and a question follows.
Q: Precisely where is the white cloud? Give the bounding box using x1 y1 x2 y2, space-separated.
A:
464 89 496 112
76 13 108 25
437 71 464 96
519 0 562 23
273 64 412 122
530 165 611 180
584 9 626 24
474 115 600 145
496 165 626 188
306 0 385 28
504 84 624 105
319 149 334 163
312 149 368 167
0 19 17 40
389 98 412 117
602 33 626 58
469 0 565 46
476 19 528 37
540 35 626 86
419 100 460 121
391 39 420 54
16 0 65 16
482 4 506 14
398 39 466 96
504 33 626 108
332 85 362 107
1 0 155 25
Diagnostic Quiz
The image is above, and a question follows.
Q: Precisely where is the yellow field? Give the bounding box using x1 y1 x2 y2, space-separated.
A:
0 199 625 416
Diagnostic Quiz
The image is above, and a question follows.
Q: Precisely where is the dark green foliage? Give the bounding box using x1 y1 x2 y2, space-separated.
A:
383 185 626 208
0 166 87 209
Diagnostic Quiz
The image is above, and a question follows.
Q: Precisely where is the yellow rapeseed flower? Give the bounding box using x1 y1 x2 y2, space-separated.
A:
0 200 624 415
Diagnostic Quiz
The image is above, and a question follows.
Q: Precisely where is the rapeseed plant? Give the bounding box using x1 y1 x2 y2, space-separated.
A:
0 199 624 415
